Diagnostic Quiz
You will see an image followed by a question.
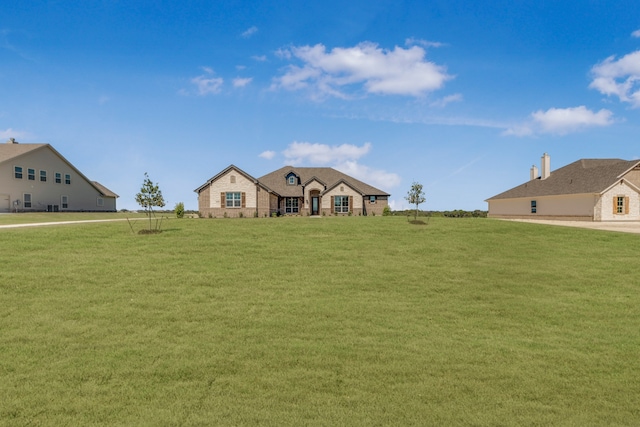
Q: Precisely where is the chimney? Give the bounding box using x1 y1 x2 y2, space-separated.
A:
6 138 17 144
540 153 550 180
530 165 539 181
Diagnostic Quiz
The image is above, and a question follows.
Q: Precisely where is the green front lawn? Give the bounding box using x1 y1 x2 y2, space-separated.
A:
1 216 639 425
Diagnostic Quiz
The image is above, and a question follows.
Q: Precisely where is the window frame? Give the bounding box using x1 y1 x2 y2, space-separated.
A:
616 196 625 214
65 174 71 185
226 192 242 208
14 166 23 179
28 168 35 180
55 172 62 184
334 195 349 213
24 193 32 208
288 175 296 185
531 200 537 214
97 197 104 207
61 195 68 209
285 197 299 213
40 170 47 182
369 195 376 204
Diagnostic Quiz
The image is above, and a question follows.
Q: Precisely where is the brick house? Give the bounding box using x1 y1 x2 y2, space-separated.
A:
0 138 118 212
195 165 390 218
486 153 640 221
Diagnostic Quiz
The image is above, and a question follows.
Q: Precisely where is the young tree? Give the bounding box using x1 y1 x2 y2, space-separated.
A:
174 201 185 218
135 172 166 231
405 181 426 221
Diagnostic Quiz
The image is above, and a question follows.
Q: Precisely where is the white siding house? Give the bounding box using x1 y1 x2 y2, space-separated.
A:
0 139 118 212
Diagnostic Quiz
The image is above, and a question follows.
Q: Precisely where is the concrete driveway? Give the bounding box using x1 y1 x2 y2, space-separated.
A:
502 219 640 234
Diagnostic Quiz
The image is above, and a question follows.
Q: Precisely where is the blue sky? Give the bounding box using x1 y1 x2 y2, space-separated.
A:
3 1 640 211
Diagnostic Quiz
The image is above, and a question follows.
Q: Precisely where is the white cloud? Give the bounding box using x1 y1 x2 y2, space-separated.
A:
632 29 640 38
503 106 614 136
279 141 400 191
405 37 445 48
532 106 614 134
241 26 258 38
0 128 29 140
259 150 276 160
501 124 534 137
190 68 223 95
252 55 267 62
283 141 371 165
429 93 463 108
192 75 223 95
589 50 640 107
233 77 253 88
334 160 401 190
272 42 452 98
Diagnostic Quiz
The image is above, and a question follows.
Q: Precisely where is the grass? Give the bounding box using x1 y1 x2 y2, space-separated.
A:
1 215 639 425
0 211 148 225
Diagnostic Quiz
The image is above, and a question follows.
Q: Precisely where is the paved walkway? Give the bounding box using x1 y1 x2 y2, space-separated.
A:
501 219 640 234
0 219 129 229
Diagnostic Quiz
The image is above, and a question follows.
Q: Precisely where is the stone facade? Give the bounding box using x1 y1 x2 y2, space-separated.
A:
598 181 640 221
196 165 390 218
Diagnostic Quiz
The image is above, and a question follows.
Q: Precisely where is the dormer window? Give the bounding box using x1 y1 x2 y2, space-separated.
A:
286 173 297 185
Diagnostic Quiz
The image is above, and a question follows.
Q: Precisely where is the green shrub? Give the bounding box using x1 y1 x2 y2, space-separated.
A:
382 205 392 216
174 202 185 218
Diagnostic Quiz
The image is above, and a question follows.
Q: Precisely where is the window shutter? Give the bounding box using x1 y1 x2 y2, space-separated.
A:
613 197 617 214
241 192 246 208
349 196 353 213
625 196 630 214
331 196 334 214
221 192 225 208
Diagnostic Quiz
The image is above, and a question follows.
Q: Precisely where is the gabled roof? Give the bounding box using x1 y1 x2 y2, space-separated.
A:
257 166 390 197
92 181 119 198
302 176 327 187
194 164 272 193
0 141 117 197
487 159 640 200
0 143 48 164
324 178 360 195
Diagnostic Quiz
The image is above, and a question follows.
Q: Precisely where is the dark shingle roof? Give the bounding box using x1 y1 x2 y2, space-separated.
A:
257 166 390 197
487 159 640 200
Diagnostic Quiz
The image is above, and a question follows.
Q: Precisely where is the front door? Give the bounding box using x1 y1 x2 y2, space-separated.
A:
311 197 319 215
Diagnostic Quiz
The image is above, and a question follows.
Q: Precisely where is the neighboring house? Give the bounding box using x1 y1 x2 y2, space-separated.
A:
486 153 640 221
0 138 118 213
195 165 390 218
